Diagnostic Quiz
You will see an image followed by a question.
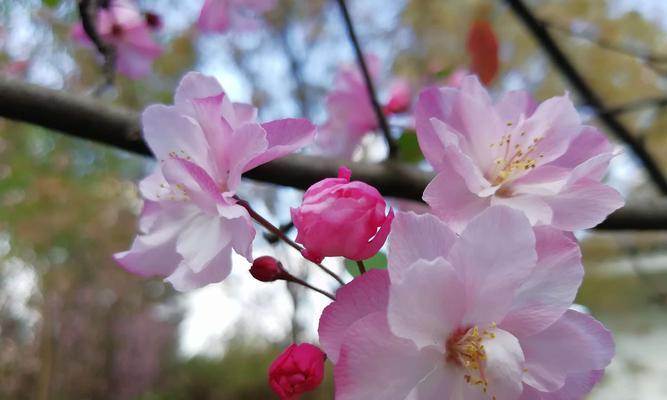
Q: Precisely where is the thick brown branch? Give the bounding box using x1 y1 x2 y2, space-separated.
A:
505 0 667 195
0 76 662 230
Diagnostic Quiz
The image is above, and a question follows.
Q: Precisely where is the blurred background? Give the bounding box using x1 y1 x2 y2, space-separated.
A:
1 0 667 398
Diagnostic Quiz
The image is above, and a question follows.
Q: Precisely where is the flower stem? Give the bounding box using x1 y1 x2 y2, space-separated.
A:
356 260 366 275
236 197 346 286
287 276 336 301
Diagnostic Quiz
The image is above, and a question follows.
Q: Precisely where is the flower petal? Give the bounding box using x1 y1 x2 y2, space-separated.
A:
175 214 232 273
335 313 439 400
521 310 614 393
387 211 458 281
166 247 234 291
520 370 604 400
448 206 537 325
174 71 225 115
388 258 466 348
501 227 583 337
318 269 390 363
244 118 316 171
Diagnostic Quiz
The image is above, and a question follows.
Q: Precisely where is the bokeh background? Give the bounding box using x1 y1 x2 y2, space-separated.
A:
1 0 667 398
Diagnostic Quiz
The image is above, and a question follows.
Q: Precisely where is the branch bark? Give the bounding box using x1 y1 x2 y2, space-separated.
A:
505 0 667 195
0 76 663 230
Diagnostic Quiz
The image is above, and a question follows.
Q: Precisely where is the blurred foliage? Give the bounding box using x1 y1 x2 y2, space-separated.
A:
1 0 667 398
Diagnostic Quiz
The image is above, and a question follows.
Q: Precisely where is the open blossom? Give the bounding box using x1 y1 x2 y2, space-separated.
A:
291 166 394 263
114 72 316 290
316 55 411 159
416 75 624 233
72 0 162 79
319 207 614 400
197 0 276 33
269 343 326 400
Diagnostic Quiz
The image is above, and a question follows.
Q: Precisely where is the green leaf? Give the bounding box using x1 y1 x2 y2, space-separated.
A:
397 130 424 163
42 0 60 8
345 252 387 277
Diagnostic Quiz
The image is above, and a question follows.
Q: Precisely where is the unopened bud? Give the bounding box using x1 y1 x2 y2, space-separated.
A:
250 256 288 282
144 12 162 30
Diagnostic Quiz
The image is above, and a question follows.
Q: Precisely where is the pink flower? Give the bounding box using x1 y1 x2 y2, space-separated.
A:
269 343 325 400
114 72 316 290
416 75 624 233
72 0 162 79
319 207 614 400
316 55 412 159
291 166 394 263
197 0 276 33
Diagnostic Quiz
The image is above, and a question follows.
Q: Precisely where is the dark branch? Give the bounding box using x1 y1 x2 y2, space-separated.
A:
78 0 116 87
601 96 667 117
334 0 398 158
0 76 663 230
505 0 667 195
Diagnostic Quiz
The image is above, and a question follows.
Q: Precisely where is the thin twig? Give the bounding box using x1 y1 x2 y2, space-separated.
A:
78 0 116 88
356 260 366 275
236 198 346 285
334 0 398 158
505 0 667 195
287 275 336 301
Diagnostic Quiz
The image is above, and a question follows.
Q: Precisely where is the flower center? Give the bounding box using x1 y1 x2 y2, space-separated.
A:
446 325 497 396
489 130 544 186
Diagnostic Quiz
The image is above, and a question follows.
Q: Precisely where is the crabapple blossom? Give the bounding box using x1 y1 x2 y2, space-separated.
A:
291 166 394 264
415 75 624 233
197 0 277 33
269 343 326 400
316 55 411 159
114 72 316 290
319 207 614 400
72 0 162 79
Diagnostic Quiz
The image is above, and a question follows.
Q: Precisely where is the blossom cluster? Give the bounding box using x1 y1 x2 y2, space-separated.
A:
116 67 622 399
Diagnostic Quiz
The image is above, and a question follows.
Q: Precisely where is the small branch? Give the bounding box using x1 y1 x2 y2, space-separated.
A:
1 77 667 230
505 0 667 195
287 275 336 301
334 0 398 158
236 198 345 285
264 221 294 244
78 0 116 87
355 260 366 275
543 18 667 65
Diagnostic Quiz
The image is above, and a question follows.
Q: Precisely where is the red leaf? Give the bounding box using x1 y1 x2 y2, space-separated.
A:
466 18 499 85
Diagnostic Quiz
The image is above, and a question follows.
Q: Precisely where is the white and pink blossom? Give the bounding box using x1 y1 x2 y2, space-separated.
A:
197 0 277 33
319 207 614 400
114 72 316 290
415 75 624 233
72 0 162 79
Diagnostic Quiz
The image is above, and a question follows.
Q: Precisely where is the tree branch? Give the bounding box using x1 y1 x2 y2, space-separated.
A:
505 0 667 195
0 76 663 230
78 0 116 87
334 0 398 158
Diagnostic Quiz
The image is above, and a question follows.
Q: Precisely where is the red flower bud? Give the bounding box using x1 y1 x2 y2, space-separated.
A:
250 256 288 282
144 12 162 30
269 343 325 400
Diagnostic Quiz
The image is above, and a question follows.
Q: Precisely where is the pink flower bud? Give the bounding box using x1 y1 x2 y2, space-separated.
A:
291 166 394 263
383 79 412 115
144 12 162 30
269 343 325 400
250 256 287 282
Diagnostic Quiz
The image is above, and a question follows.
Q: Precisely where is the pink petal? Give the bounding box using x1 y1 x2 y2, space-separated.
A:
387 211 457 281
448 206 537 326
423 169 491 234
232 102 258 125
495 90 538 123
544 179 624 231
226 213 255 262
142 104 212 172
520 370 604 400
175 214 232 273
413 363 458 399
335 313 439 400
388 258 465 348
166 246 234 291
521 310 614 393
501 227 583 337
318 269 390 363
244 118 316 171
490 194 553 226
550 127 613 173
113 202 197 277
161 157 224 213
224 123 269 194
174 72 225 115
113 25 162 79
415 86 459 170
352 208 394 261
197 0 231 33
